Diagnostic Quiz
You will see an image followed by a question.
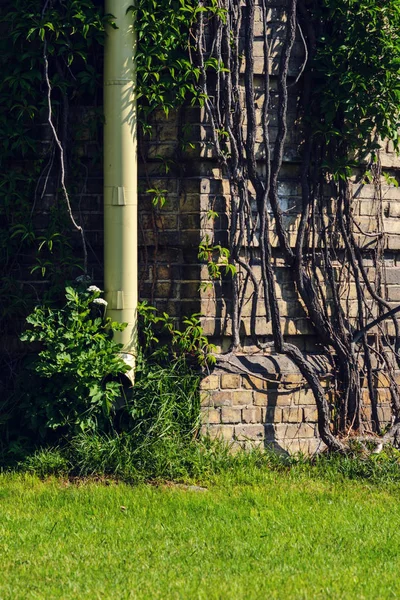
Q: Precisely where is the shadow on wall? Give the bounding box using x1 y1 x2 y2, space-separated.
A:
200 353 330 455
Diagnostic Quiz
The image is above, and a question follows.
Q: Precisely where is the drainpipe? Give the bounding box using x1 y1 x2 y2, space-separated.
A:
104 0 137 380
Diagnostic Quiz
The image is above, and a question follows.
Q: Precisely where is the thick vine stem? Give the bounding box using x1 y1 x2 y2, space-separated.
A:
282 343 346 452
194 0 400 452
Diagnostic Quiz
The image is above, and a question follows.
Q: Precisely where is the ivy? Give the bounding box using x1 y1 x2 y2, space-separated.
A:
313 0 400 161
0 0 105 331
132 0 224 119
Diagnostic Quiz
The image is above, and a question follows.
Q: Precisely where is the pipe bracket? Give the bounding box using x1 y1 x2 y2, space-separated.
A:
112 186 126 206
111 290 124 310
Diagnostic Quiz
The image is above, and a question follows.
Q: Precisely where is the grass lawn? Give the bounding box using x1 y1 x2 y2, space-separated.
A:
1 471 400 599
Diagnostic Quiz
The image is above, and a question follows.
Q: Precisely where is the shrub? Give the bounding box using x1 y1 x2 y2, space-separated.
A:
20 284 129 438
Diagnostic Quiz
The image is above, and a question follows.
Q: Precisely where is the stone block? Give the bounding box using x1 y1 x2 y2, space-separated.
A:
242 375 267 390
387 235 400 251
200 408 221 424
242 407 262 424
387 286 400 302
281 407 303 423
263 406 282 423
221 407 242 424
291 388 318 405
200 424 234 440
361 405 372 421
253 391 270 406
373 372 391 387
377 404 393 423
221 374 241 389
377 388 392 403
234 424 265 441
200 391 212 407
232 390 254 406
254 390 292 407
201 375 220 390
242 440 265 451
279 438 313 455
385 268 400 285
274 423 316 439
307 438 327 455
212 391 233 407
362 389 371 405
282 373 305 385
303 407 319 422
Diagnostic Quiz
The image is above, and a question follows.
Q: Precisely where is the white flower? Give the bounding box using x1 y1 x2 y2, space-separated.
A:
92 298 108 306
87 285 102 293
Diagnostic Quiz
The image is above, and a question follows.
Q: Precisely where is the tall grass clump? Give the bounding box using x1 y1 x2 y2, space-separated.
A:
12 298 218 481
9 292 400 486
64 302 218 481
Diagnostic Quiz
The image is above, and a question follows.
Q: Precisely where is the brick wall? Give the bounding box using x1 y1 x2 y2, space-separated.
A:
200 360 395 453
7 2 398 451
136 2 400 452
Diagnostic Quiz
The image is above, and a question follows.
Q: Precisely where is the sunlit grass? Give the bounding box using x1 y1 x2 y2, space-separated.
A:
1 472 399 599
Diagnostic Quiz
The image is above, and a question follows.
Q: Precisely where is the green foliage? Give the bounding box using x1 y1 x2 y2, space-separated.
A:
20 447 70 478
138 301 216 366
13 436 400 486
132 0 225 118
7 298 212 472
65 302 215 479
20 285 129 437
0 0 105 337
146 186 168 208
313 0 400 165
198 234 237 288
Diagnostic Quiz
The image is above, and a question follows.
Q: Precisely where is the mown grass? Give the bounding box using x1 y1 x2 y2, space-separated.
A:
1 467 400 600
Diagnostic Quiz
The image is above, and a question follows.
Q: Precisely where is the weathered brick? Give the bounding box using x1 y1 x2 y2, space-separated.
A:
212 391 233 407
234 424 265 441
279 438 312 455
242 439 265 451
282 373 305 385
373 372 391 387
362 389 371 406
377 404 393 423
308 438 327 455
200 408 221 424
387 285 400 302
361 406 372 421
253 391 270 406
281 407 303 423
263 406 282 423
254 390 292 407
200 391 212 407
291 388 318 405
377 388 392 403
201 375 220 390
242 375 267 390
221 407 242 424
221 374 241 389
232 390 254 406
242 407 262 424
303 407 319 422
274 423 316 439
200 424 234 440
385 268 400 284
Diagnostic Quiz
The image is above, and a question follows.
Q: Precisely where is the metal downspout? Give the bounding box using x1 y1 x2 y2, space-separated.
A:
104 1 137 380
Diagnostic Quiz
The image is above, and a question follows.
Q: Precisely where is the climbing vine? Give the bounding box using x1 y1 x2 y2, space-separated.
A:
0 0 105 399
189 0 400 451
2 0 400 452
